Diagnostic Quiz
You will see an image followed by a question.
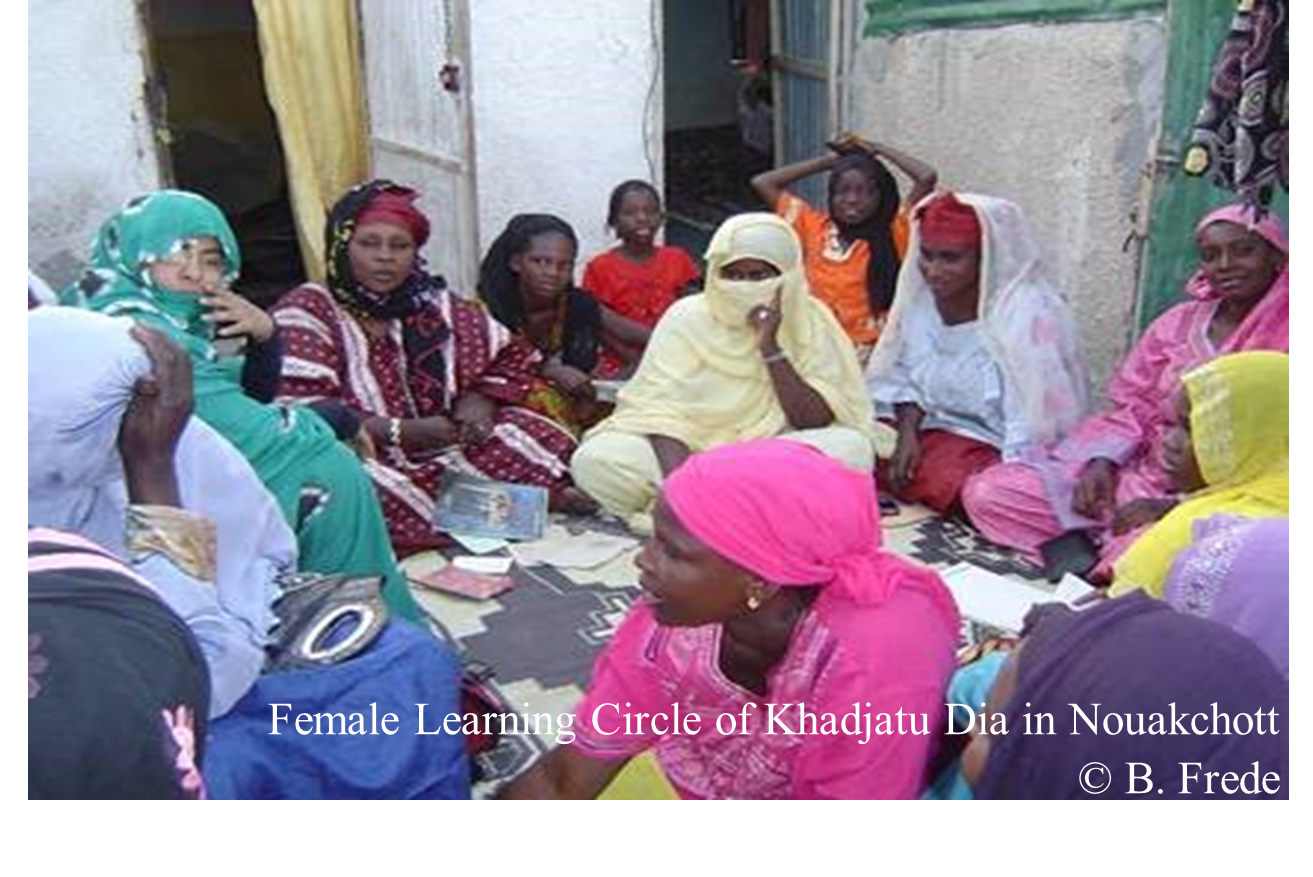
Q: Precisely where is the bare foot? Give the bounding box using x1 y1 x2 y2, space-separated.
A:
551 486 601 517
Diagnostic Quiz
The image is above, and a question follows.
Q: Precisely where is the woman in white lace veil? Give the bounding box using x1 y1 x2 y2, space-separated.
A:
866 192 1089 513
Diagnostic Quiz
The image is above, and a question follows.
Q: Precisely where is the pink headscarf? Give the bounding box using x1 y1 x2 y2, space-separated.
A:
1186 202 1288 352
662 439 958 624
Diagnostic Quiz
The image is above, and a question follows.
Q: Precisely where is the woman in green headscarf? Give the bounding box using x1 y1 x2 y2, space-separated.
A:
63 191 419 620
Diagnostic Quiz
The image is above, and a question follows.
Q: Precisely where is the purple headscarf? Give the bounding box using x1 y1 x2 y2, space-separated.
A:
975 593 1288 799
1165 516 1288 678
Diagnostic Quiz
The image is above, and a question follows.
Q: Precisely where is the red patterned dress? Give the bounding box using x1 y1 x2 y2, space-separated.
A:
272 283 578 555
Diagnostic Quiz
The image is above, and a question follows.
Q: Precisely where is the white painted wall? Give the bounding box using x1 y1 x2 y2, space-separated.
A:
846 14 1167 391
467 0 662 271
28 0 162 287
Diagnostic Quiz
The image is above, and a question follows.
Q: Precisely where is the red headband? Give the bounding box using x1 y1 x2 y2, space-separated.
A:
917 193 982 249
356 189 431 246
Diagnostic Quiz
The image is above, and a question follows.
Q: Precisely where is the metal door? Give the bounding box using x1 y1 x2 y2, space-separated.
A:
771 0 834 206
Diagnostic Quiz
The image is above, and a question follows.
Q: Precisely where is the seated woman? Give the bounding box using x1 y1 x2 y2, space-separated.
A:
29 527 209 800
502 439 959 799
1163 516 1288 678
959 594 1287 799
477 213 650 437
866 192 1089 514
571 213 877 524
751 133 937 361
65 190 419 619
1111 350 1287 598
962 203 1288 575
272 181 594 552
29 307 293 717
29 308 471 799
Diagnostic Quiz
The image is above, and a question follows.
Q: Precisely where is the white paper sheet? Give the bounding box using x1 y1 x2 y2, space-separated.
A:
939 562 1091 634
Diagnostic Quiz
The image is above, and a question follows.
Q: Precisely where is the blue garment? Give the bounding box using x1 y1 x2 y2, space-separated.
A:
203 621 470 799
922 651 1008 801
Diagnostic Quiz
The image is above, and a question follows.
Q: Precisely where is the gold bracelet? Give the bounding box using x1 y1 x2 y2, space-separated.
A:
388 417 403 447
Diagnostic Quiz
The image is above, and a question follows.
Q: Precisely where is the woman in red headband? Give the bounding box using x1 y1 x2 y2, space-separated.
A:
271 180 597 557
867 192 1089 515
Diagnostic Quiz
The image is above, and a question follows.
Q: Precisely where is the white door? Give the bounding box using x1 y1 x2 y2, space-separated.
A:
358 0 479 294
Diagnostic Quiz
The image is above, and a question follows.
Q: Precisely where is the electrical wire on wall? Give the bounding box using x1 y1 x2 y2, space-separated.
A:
641 0 661 187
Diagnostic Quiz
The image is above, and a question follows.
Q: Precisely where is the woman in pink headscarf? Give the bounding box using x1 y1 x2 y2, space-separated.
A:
962 202 1288 577
503 439 959 800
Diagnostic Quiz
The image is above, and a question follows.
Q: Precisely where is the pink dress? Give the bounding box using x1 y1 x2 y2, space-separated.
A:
962 238 1288 569
570 591 956 800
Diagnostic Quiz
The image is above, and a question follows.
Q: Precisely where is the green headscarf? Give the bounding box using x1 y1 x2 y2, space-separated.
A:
62 190 241 355
63 190 420 621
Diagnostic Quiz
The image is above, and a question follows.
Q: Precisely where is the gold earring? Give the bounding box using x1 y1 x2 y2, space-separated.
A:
746 595 762 611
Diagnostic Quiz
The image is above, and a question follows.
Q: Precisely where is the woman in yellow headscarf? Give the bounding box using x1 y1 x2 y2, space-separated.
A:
571 212 875 523
1111 350 1287 597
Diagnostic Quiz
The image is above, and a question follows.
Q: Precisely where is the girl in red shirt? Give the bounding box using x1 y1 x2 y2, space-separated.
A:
583 181 701 376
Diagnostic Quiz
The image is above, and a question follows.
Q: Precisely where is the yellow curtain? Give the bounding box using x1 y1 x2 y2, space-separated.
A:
253 0 369 279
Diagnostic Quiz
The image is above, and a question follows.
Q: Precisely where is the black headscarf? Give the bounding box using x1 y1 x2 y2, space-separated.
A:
325 179 454 408
476 213 601 372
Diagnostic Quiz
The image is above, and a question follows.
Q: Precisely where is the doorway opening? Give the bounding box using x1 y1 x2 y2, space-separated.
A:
662 0 773 261
142 0 303 306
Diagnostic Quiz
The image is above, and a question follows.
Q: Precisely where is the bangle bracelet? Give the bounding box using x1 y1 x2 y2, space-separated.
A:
762 351 788 364
388 417 403 448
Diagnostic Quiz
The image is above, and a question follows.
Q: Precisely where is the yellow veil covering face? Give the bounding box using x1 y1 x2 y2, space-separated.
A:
587 212 874 450
1112 351 1289 597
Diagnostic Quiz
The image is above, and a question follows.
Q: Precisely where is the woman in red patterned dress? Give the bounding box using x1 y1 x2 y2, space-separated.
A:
272 181 597 557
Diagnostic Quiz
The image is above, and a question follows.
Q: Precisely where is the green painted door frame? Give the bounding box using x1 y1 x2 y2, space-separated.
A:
1137 0 1288 329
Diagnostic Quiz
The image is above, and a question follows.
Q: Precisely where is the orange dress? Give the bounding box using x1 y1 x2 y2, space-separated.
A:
777 192 909 349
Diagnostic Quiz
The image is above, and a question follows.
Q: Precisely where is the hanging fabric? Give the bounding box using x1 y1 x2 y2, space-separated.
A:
1182 0 1288 206
252 0 369 279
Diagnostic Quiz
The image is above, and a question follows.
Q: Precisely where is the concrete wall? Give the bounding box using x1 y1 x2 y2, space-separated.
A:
468 0 663 270
28 0 162 288
664 0 740 131
846 13 1167 390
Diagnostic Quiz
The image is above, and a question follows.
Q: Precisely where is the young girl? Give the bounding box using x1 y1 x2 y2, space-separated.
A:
477 213 648 438
582 181 701 377
752 134 938 362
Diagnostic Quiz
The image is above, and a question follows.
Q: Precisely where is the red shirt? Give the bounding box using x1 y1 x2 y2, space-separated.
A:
582 245 701 328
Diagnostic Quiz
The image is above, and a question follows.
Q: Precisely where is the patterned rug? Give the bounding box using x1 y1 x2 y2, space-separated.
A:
401 504 1047 789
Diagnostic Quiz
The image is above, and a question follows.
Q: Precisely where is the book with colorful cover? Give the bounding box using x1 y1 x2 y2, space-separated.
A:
432 472 549 541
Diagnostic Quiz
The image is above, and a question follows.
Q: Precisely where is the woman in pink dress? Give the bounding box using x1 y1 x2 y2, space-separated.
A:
961 202 1288 577
502 439 959 799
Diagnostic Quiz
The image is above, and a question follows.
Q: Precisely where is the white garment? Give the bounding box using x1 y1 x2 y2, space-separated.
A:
873 309 1013 449
29 270 57 306
867 193 1090 461
28 308 296 716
